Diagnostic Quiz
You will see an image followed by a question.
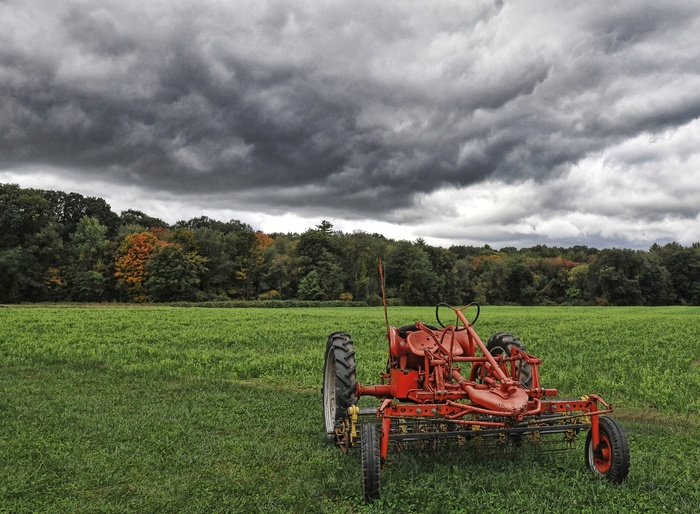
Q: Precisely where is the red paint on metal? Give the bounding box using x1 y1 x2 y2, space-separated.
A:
350 302 617 482
380 417 391 465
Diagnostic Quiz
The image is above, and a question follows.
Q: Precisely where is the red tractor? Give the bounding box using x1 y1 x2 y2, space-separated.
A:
323 302 630 501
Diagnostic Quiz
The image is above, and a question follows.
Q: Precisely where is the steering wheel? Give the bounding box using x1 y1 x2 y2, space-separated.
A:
435 302 480 329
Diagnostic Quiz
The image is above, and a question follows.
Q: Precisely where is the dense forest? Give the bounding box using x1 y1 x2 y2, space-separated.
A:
2 183 699 306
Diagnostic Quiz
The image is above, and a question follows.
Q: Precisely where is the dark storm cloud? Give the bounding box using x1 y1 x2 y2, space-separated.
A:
2 0 700 225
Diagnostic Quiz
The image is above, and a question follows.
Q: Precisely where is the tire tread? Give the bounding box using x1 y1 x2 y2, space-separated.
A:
361 423 381 501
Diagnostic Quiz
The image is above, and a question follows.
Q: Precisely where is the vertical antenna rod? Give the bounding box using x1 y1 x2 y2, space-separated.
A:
378 258 390 338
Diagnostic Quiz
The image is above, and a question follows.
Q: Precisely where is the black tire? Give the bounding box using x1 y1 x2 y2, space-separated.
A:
361 423 381 501
585 416 630 483
486 332 532 389
322 332 358 440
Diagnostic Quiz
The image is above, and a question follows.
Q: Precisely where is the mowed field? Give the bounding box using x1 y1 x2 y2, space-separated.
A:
1 305 699 513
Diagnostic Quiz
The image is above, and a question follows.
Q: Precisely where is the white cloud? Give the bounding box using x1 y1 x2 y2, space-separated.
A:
3 1 700 250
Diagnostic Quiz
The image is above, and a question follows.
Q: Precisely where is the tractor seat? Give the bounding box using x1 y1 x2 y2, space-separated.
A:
406 329 464 357
397 324 438 339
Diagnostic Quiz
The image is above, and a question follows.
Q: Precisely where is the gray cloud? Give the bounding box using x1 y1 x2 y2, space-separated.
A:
2 0 700 247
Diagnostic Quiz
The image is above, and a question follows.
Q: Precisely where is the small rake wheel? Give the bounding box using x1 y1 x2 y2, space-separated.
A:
322 332 357 440
361 423 381 501
585 416 630 483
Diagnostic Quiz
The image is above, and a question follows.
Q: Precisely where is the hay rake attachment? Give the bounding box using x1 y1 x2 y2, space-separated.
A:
322 301 630 501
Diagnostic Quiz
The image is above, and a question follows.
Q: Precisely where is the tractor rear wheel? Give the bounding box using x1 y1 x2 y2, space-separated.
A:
585 416 630 483
361 423 381 501
486 332 532 389
322 332 358 440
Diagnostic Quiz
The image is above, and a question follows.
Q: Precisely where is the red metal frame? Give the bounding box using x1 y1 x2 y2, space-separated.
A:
354 305 612 464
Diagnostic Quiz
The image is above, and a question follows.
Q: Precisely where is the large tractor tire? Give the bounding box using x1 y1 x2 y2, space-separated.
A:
486 332 533 389
322 332 358 440
585 416 630 483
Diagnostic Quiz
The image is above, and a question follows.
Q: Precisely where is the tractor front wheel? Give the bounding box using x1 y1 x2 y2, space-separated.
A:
361 423 381 501
322 332 358 441
585 416 630 483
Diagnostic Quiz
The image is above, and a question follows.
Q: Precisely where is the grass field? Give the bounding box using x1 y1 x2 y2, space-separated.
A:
1 305 699 513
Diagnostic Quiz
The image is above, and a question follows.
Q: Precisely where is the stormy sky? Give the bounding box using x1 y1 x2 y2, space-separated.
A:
2 0 700 249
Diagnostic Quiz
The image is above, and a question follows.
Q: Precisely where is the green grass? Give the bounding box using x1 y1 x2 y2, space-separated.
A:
1 306 699 512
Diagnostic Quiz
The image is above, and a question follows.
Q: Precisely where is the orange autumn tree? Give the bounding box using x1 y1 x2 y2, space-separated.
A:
247 231 275 299
114 231 165 301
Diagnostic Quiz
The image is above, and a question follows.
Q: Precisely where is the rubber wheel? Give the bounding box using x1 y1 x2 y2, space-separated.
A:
322 332 358 440
486 332 532 389
361 423 381 501
585 416 630 483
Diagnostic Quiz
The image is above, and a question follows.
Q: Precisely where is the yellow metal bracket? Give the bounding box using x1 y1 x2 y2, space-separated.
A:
348 405 360 446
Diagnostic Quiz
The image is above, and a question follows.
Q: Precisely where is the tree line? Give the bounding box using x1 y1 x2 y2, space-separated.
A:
2 183 700 306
